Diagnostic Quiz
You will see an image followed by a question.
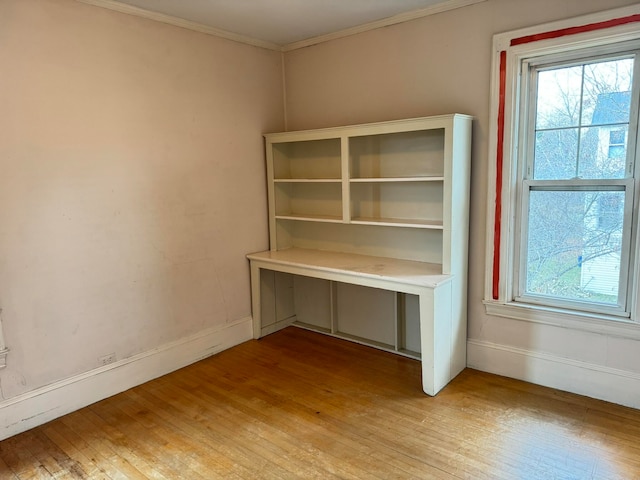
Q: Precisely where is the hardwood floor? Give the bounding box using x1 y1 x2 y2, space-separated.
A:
1 327 640 479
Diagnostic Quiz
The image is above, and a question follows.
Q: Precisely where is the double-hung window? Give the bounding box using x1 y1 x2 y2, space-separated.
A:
486 7 640 329
517 50 638 316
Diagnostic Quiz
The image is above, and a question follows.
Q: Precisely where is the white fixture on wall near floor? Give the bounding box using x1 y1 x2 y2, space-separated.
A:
0 309 7 369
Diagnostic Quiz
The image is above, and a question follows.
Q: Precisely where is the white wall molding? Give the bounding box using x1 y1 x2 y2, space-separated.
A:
484 301 640 340
467 339 640 410
0 317 253 441
75 0 282 51
76 0 487 53
281 0 487 51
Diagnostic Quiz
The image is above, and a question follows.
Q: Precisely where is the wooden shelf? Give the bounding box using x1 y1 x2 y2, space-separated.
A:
349 176 445 182
275 215 443 228
275 214 344 223
350 217 444 229
275 178 342 183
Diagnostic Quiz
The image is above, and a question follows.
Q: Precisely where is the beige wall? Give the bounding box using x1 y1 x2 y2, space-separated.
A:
0 0 283 399
283 0 640 383
2 0 639 410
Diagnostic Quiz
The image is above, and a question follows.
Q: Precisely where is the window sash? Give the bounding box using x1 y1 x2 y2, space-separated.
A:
515 180 634 316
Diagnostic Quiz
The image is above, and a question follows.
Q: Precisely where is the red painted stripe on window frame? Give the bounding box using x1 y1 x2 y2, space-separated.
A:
511 14 640 46
492 50 507 300
492 13 640 300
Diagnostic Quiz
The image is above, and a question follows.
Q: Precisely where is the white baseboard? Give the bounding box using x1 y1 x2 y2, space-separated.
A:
467 339 640 410
0 317 253 441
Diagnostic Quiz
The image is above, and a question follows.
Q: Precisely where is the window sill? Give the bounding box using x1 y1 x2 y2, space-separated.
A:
483 300 640 340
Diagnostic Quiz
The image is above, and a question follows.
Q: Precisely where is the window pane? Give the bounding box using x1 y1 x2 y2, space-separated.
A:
525 190 623 305
536 66 583 129
582 59 634 126
578 126 627 179
532 57 633 182
533 128 578 179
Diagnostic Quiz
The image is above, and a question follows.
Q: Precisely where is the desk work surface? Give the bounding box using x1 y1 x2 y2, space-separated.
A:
247 248 452 288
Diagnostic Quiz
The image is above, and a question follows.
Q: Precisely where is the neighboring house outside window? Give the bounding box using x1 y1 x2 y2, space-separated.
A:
579 91 629 300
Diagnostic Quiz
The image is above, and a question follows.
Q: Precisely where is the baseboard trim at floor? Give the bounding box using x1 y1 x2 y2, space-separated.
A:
467 339 640 409
0 317 253 440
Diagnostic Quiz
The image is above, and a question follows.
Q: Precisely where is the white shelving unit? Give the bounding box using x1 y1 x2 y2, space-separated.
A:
247 114 472 395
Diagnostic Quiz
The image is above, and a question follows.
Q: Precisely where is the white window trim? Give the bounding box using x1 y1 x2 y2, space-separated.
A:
484 5 640 336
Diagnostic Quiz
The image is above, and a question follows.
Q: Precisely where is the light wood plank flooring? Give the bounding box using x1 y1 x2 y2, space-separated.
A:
1 326 640 479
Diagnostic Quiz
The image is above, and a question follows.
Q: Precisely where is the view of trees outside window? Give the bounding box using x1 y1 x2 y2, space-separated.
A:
523 57 634 306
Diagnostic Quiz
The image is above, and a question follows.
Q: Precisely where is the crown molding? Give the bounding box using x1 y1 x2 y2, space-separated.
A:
75 0 282 51
76 0 486 52
282 0 487 51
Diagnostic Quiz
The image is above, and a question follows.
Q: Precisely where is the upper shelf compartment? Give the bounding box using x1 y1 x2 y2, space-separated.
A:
349 129 445 179
264 114 473 266
272 138 341 180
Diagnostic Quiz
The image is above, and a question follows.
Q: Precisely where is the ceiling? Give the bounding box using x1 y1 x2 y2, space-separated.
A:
80 0 484 50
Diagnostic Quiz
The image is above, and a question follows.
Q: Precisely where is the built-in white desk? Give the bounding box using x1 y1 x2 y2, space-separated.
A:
247 248 464 396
